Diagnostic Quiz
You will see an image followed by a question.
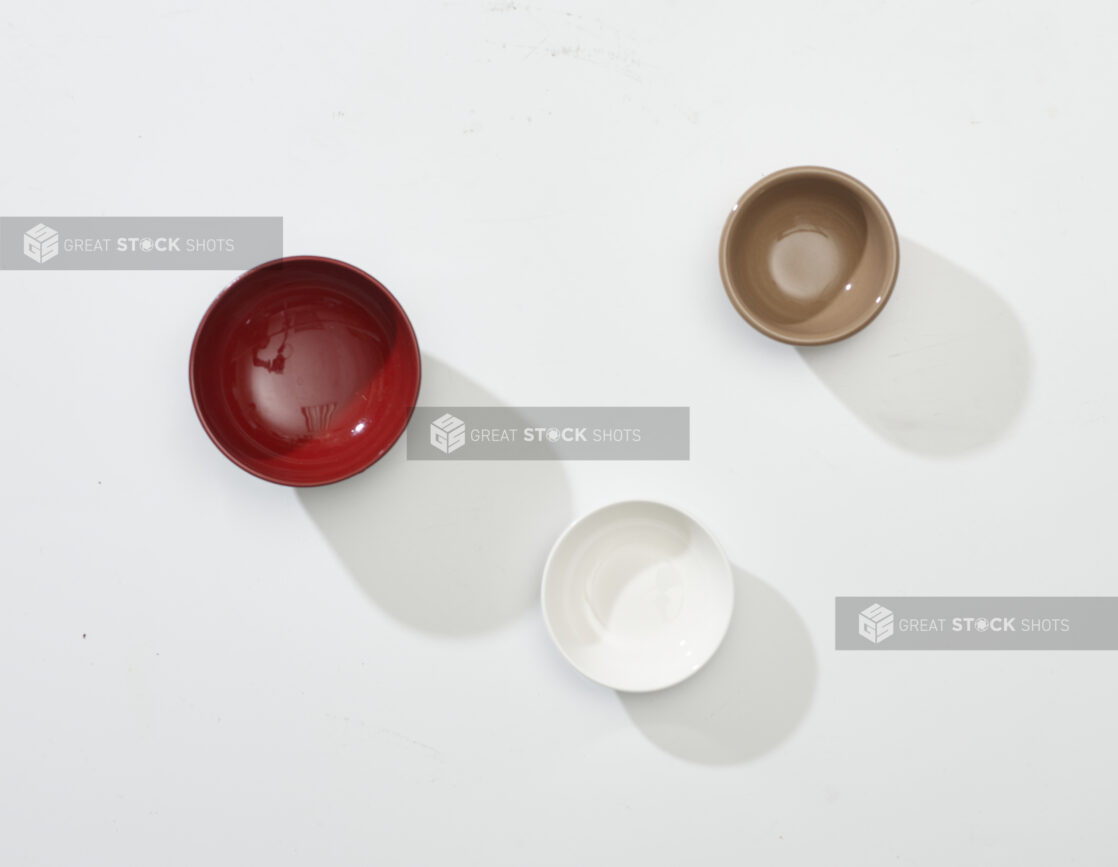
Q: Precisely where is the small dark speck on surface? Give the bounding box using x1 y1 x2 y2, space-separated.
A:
82 633 86 639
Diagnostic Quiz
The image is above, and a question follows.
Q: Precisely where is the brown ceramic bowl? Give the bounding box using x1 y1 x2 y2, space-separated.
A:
719 166 899 345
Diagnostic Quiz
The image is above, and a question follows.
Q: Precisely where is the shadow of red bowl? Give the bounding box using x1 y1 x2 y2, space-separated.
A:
189 256 421 486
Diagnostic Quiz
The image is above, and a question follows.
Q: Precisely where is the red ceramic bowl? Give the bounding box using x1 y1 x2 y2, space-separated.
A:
190 256 421 486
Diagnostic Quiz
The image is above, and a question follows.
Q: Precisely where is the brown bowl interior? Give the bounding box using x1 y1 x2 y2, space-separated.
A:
720 168 899 345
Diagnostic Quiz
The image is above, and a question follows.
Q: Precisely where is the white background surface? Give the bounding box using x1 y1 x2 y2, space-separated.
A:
2 1 1116 863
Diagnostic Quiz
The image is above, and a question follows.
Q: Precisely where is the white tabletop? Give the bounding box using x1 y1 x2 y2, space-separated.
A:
3 1 1116 863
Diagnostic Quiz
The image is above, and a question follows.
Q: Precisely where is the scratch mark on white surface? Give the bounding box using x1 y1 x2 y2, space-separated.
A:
483 1 645 81
326 713 445 761
522 37 547 59
374 726 445 761
470 212 567 223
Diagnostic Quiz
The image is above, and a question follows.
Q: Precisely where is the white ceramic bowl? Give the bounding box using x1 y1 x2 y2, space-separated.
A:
541 501 734 692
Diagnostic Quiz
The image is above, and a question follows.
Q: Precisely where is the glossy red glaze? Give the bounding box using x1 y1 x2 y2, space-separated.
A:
190 256 421 486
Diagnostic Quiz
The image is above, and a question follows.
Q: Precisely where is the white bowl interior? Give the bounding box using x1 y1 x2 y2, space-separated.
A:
542 501 734 692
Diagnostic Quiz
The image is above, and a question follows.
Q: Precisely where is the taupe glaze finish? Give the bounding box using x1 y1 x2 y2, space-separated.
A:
719 166 900 345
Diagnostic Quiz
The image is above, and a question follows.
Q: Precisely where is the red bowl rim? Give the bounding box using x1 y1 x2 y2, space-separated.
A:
188 255 422 487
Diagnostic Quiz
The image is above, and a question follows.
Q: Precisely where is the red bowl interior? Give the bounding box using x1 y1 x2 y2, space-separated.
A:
189 256 421 486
